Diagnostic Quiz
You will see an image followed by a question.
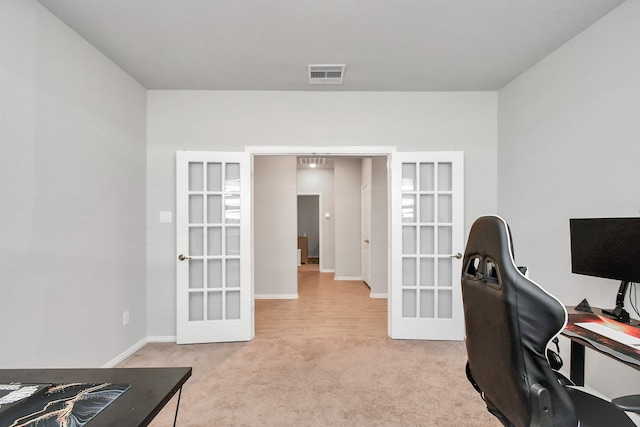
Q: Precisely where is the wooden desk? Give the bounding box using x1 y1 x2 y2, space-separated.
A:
0 367 191 426
562 306 640 386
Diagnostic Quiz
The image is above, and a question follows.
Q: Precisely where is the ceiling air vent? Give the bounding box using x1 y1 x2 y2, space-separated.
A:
308 64 345 85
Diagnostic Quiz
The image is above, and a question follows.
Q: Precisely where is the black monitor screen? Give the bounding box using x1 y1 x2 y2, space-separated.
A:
570 218 640 283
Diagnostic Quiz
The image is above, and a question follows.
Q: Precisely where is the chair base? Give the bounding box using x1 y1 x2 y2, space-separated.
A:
566 387 636 427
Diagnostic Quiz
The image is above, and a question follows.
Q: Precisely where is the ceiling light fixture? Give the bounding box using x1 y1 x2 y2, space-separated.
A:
299 157 326 168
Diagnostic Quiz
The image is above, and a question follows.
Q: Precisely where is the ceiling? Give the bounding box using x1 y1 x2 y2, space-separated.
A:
36 0 625 91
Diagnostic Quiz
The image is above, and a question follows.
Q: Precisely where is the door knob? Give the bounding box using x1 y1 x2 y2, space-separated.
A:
450 253 462 259
178 254 191 261
364 239 370 243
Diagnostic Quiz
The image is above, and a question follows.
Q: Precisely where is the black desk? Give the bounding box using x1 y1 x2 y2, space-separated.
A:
0 367 191 426
561 306 640 386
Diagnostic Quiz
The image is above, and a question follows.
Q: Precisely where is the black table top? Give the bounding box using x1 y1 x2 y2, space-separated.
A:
0 367 192 427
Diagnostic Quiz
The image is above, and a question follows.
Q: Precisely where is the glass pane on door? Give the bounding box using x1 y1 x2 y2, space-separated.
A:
187 159 243 322
189 163 203 191
400 160 456 320
189 260 203 289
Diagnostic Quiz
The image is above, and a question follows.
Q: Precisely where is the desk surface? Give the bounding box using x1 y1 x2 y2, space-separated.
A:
562 306 640 370
0 367 191 427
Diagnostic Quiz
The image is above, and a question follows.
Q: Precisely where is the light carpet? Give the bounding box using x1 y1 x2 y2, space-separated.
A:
118 337 500 426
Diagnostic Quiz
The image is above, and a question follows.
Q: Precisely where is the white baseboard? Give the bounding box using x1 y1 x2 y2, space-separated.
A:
334 276 363 281
320 268 335 273
102 336 177 368
148 335 177 343
255 294 299 299
370 292 388 299
102 337 149 368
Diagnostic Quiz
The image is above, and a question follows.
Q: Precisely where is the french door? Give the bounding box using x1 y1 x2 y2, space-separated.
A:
175 151 252 344
390 151 465 340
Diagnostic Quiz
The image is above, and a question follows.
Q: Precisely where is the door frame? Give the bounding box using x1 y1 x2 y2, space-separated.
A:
248 146 396 336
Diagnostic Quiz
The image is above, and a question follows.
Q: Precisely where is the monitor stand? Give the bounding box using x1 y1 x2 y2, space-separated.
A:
602 281 632 324
602 306 631 323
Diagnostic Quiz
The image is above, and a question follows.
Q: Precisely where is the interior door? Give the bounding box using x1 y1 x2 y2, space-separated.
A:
176 151 252 344
390 151 464 340
361 183 371 285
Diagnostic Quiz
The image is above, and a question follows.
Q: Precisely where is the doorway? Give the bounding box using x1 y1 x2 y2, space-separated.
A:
297 194 320 266
252 148 392 339
251 147 393 308
175 147 465 343
249 148 465 341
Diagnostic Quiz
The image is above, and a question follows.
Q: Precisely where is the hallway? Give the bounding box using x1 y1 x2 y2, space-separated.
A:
255 265 387 338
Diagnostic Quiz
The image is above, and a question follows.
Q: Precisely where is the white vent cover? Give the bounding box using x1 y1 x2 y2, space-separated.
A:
299 157 326 167
308 64 345 85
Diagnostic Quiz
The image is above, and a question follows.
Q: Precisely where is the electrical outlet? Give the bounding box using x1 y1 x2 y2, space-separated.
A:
123 310 130 326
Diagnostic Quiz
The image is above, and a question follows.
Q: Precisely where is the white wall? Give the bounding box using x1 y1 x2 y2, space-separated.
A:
0 0 147 368
498 0 640 397
146 90 497 337
334 159 363 279
254 156 298 297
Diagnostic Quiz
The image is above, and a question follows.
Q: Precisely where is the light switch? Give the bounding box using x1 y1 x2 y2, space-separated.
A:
160 211 173 223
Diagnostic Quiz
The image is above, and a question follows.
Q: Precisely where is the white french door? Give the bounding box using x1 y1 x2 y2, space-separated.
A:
176 151 252 344
390 151 464 340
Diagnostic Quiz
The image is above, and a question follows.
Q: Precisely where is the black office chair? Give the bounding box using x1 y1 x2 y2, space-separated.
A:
461 215 640 427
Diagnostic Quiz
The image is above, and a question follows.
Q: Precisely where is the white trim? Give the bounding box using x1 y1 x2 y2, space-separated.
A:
255 293 299 300
334 276 363 281
370 292 388 299
147 335 177 343
320 268 335 273
247 146 397 156
101 337 149 368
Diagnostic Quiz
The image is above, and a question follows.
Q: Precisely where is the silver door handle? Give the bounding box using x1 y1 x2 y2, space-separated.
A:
450 253 462 259
178 254 191 261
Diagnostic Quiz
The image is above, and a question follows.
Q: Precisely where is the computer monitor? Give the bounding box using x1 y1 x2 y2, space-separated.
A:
569 217 640 323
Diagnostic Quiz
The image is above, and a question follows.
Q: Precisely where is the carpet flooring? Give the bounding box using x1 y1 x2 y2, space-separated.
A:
118 337 500 426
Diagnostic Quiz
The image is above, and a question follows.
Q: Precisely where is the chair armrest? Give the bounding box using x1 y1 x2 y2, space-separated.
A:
530 383 554 427
612 395 640 413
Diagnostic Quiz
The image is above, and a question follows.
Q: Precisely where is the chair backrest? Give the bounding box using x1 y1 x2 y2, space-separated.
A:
461 216 577 427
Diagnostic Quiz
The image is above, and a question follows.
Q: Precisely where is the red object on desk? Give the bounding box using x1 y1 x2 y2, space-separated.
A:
597 316 640 338
562 306 640 385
